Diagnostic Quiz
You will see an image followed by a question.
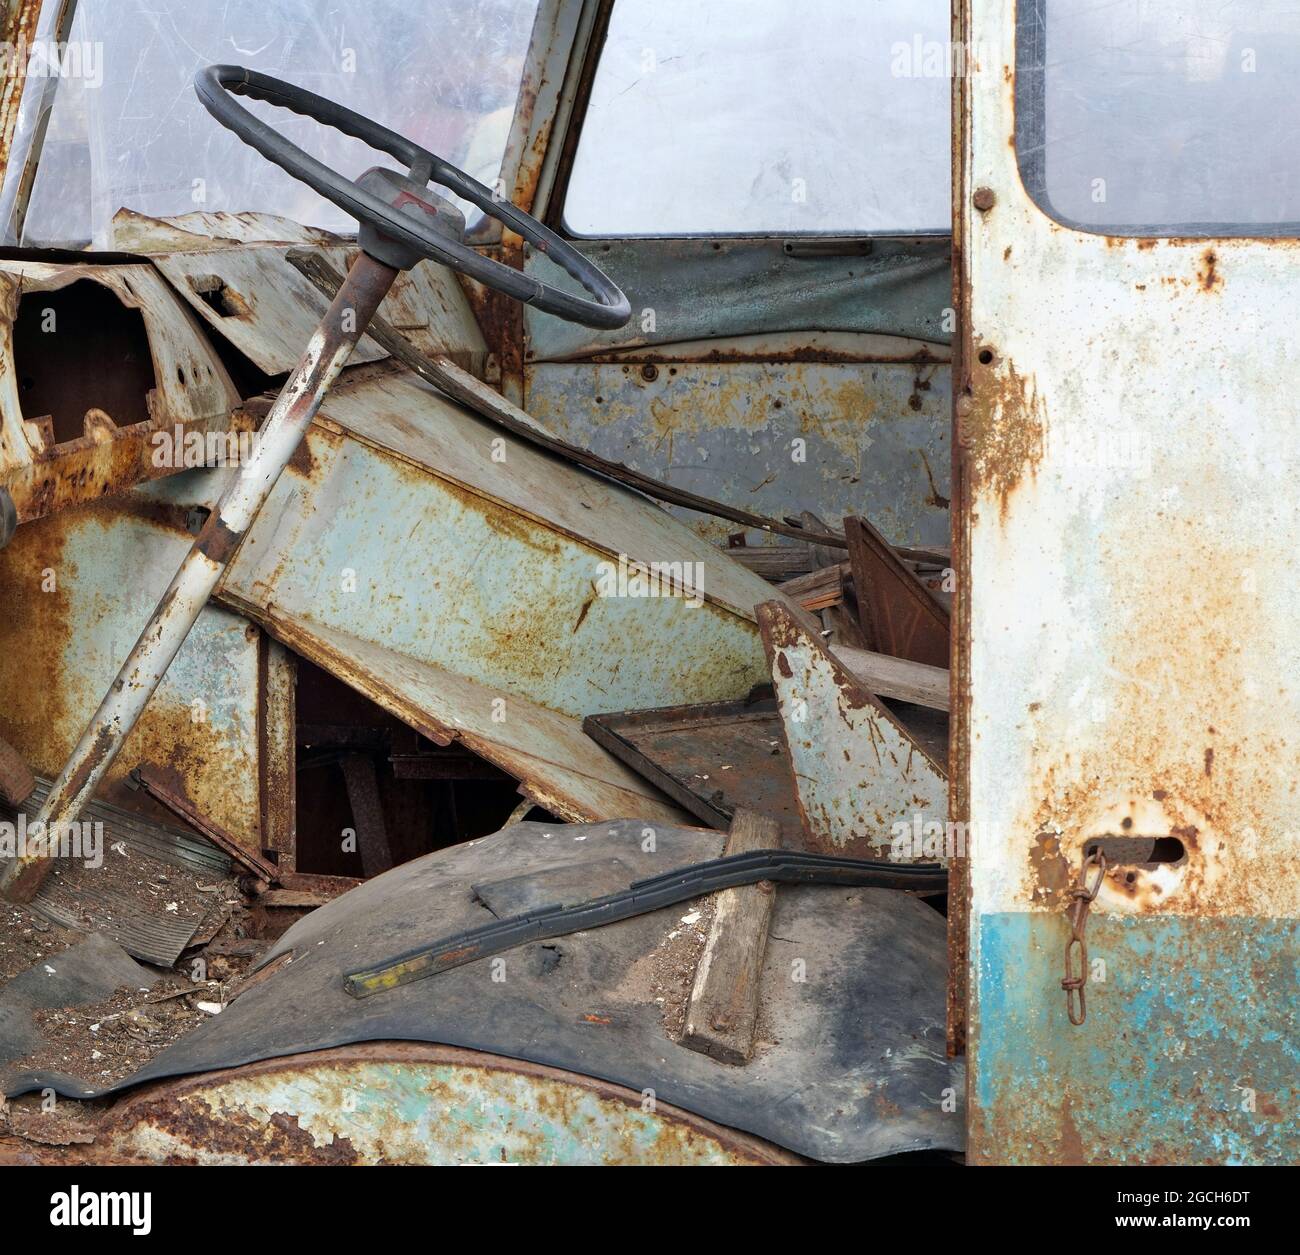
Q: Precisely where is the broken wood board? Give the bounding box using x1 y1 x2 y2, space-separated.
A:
682 809 779 1065
776 562 849 612
582 694 800 843
830 642 950 713
758 601 948 863
844 514 950 667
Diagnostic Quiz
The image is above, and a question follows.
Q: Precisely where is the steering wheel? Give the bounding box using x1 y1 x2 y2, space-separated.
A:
195 65 630 329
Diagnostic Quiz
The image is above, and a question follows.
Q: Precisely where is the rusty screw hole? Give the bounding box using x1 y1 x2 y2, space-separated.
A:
977 348 996 366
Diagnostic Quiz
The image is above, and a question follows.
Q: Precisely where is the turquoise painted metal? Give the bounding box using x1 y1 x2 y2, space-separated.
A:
96 1044 799 1165
972 915 1297 1164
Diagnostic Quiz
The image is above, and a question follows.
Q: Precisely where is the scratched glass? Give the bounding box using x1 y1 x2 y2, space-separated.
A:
1018 0 1300 235
564 0 952 236
3 0 540 247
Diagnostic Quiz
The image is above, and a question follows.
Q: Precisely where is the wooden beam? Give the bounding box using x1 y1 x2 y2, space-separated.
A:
681 808 780 1065
340 753 394 877
830 642 951 713
776 561 849 612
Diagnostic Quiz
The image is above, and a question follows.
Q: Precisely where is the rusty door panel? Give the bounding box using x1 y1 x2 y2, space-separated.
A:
960 0 1298 1163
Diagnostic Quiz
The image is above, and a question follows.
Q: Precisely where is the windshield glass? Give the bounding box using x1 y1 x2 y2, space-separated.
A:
564 0 951 236
5 0 540 248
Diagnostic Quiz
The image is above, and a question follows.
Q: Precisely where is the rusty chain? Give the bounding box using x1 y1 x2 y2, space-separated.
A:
1062 851 1107 1025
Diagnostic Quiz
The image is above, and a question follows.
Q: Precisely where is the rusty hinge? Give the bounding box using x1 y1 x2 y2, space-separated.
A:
1061 851 1107 1026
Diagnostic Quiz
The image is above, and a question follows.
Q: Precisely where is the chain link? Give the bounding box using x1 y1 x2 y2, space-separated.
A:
1062 851 1107 1025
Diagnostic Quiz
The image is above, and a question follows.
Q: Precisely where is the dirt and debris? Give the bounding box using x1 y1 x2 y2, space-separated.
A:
36 841 238 942
6 953 257 1091
617 899 716 1041
0 903 84 986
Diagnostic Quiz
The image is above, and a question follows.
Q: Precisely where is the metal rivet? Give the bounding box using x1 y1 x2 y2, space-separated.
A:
973 187 997 212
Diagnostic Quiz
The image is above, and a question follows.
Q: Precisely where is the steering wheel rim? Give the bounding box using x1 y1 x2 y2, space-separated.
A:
194 65 631 330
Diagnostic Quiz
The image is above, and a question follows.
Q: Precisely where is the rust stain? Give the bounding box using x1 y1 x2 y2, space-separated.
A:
1196 248 1223 293
964 357 1047 520
1027 830 1072 907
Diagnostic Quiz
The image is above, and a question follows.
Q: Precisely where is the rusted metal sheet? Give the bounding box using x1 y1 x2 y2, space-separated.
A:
582 693 802 842
0 475 268 849
227 607 685 825
759 600 947 862
257 638 296 870
0 257 248 525
1 253 399 901
526 359 952 549
845 513 950 666
150 240 487 376
960 0 1298 1163
90 1043 802 1165
217 364 777 700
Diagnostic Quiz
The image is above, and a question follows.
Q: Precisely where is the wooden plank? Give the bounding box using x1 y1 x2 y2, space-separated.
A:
726 544 814 581
844 514 950 666
339 753 394 878
681 808 780 1065
798 512 869 650
776 562 849 611
830 642 951 713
